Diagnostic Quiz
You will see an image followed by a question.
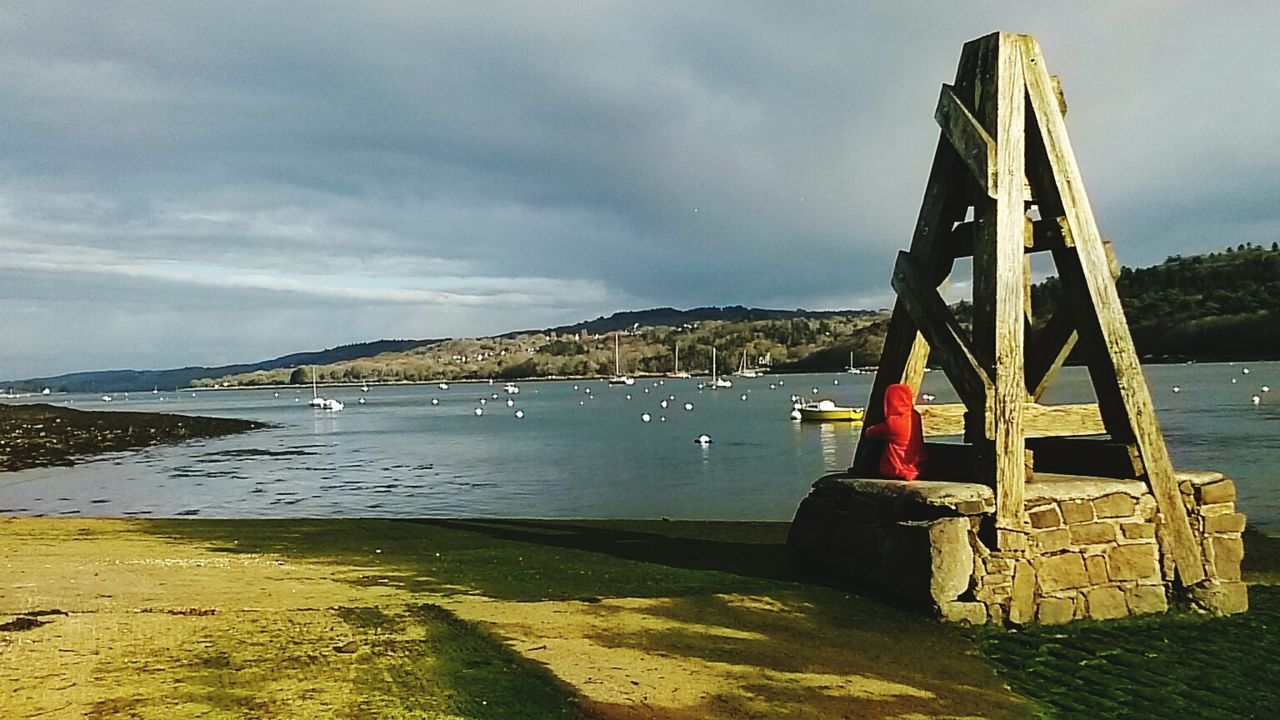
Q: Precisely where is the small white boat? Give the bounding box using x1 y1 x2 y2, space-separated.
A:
608 332 636 386
307 367 327 408
733 348 764 378
323 398 344 412
708 347 733 389
503 382 521 394
667 343 692 379
797 399 865 422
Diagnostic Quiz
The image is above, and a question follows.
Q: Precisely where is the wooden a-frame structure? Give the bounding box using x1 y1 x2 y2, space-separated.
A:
851 32 1205 585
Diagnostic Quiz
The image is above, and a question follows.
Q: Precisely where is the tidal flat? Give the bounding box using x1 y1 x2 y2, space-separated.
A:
2 516 1278 719
0 403 264 473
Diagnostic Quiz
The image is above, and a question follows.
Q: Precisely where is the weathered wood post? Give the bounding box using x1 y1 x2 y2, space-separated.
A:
849 32 1206 585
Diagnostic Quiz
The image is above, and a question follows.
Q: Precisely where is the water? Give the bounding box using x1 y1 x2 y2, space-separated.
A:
1 363 1276 529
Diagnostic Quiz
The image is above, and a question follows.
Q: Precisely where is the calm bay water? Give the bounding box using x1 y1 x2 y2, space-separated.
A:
1 363 1277 530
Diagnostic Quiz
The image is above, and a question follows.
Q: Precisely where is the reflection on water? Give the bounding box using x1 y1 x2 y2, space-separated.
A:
0 364 1277 529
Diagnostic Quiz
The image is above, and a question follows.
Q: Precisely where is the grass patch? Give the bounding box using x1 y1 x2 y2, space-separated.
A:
975 530 1280 719
974 586 1280 719
144 518 1033 718
138 519 1280 718
334 603 579 719
143 518 795 601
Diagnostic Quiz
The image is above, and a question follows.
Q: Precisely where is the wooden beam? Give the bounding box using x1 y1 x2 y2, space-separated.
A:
920 402 1105 438
935 84 996 197
1027 437 1144 479
963 33 1029 550
1021 35 1204 584
949 216 1070 257
851 135 968 474
891 251 992 412
1025 305 1077 400
1050 75 1067 117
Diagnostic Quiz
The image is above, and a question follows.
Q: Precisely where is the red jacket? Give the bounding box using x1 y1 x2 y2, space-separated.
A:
864 383 926 481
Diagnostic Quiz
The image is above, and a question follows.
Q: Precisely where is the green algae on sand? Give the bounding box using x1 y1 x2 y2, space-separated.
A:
0 402 264 472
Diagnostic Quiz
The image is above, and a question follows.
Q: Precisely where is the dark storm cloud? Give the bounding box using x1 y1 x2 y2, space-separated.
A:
1 2 1277 377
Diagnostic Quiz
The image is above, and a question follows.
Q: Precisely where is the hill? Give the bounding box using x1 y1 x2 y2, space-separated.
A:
523 306 882 337
1032 243 1280 361
4 339 442 393
7 244 1277 393
192 310 890 387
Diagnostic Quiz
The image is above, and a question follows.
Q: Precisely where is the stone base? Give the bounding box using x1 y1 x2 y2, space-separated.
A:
788 470 1248 626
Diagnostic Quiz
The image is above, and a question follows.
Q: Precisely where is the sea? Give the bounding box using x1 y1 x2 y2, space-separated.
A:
1 362 1277 531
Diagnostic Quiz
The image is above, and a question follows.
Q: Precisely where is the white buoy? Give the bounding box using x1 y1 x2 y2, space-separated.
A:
625 394 632 400
515 410 525 418
1232 378 1238 384
506 399 515 407
573 384 579 390
293 397 299 402
683 402 694 411
811 387 819 394
694 434 712 445
833 379 839 385
1172 386 1181 393
439 382 449 390
479 398 487 405
1252 395 1262 405
790 409 802 420
579 400 584 406
641 413 652 422
431 398 439 405
740 394 748 401
491 392 499 399
769 384 776 390
1243 368 1251 375
660 416 667 422
273 392 279 398
474 407 483 416
584 388 591 394
660 399 669 408
778 380 784 385
358 397 366 404
643 388 650 393
1263 386 1271 393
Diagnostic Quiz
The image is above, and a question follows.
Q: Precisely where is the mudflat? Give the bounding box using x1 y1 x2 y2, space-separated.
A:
0 403 263 472
1 517 1031 719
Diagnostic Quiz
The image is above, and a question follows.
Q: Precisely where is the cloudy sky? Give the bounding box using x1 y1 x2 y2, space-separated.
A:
2 2 1276 379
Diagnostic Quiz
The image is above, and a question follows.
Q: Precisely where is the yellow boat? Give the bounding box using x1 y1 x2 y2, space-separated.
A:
797 399 865 422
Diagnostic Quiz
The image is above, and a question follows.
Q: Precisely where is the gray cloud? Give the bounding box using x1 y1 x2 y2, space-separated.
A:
2 2 1277 378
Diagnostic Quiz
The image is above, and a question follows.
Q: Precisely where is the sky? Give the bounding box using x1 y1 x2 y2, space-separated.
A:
2 2 1277 379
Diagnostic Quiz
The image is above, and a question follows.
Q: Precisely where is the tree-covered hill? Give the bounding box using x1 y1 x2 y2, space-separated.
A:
192 312 890 387
4 339 442 393
1032 243 1280 361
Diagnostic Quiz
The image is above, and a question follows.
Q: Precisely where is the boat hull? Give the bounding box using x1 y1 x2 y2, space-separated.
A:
797 406 865 422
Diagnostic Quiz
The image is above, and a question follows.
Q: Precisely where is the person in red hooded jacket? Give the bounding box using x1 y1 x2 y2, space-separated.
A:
863 383 926 481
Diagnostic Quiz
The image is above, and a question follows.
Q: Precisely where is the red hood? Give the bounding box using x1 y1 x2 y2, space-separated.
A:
883 383 916 418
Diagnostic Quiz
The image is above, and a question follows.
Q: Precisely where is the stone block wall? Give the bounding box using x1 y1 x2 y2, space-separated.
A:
1179 471 1250 615
788 471 1248 626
